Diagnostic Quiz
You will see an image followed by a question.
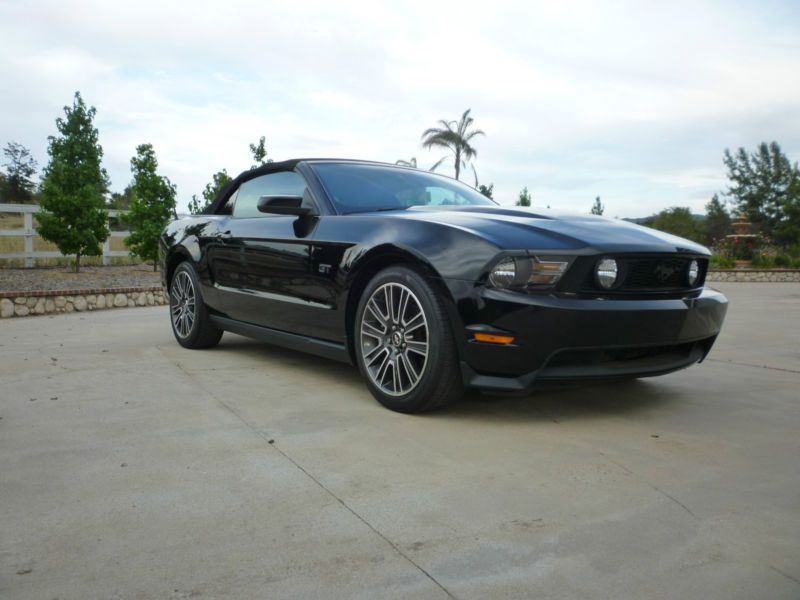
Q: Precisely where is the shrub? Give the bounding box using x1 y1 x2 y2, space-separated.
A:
751 253 775 268
710 255 735 269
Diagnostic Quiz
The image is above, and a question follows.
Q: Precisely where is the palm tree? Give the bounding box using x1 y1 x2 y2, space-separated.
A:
421 109 484 181
395 157 417 168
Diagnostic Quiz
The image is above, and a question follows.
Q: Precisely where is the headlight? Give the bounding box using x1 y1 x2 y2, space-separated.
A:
488 258 517 288
488 256 570 288
595 258 619 289
687 259 700 286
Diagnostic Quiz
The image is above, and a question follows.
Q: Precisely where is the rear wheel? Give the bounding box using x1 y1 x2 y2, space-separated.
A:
169 262 223 349
355 266 463 413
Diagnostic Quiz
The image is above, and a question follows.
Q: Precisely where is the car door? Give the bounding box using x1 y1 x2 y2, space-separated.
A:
212 170 324 336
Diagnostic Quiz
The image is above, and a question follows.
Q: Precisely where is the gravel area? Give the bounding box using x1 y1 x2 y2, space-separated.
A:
0 264 162 292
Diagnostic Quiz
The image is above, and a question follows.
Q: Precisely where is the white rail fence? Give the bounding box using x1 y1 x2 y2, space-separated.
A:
0 203 132 267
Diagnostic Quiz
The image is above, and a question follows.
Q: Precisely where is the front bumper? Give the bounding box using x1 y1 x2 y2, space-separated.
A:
450 284 728 392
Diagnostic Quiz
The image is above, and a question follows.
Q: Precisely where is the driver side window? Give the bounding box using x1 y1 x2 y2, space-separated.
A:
233 171 308 218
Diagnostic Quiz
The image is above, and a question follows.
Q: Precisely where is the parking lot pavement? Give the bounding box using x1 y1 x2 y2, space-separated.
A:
0 282 798 599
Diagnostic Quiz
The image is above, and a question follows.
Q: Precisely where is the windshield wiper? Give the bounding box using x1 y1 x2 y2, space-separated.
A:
343 206 410 214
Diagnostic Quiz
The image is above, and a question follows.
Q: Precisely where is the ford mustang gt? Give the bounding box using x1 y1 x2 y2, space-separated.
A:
160 159 728 413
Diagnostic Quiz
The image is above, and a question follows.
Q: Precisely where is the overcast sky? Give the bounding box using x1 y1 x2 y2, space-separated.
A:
2 0 799 216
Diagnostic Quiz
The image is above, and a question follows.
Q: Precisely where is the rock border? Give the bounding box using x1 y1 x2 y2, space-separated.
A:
707 269 800 282
0 286 166 319
2 269 798 319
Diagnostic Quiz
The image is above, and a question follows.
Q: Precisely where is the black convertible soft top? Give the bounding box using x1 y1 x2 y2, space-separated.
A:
203 158 405 215
203 159 304 215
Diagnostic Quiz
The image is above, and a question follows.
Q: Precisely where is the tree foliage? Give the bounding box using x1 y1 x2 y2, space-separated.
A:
723 141 800 246
108 185 134 210
516 186 532 207
421 108 484 181
590 196 604 215
478 183 494 199
189 169 232 214
396 157 417 168
38 92 109 272
1 141 39 203
249 136 273 168
125 144 176 268
649 207 704 244
704 194 731 246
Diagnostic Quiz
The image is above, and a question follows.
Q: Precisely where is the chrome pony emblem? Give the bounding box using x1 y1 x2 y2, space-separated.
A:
653 263 678 282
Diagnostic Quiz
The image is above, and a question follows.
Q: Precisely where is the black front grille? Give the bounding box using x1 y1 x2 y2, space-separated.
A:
538 337 715 379
565 254 708 295
623 257 692 289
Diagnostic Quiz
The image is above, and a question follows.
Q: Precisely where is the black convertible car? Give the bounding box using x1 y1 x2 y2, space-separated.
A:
160 159 728 413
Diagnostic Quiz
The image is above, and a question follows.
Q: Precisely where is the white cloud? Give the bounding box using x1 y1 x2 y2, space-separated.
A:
1 0 799 215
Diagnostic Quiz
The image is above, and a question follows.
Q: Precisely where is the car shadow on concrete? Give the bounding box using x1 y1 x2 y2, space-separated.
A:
443 379 673 423
213 336 676 422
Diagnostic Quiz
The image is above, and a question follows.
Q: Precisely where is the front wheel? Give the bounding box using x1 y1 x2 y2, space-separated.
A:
355 266 463 413
169 262 223 349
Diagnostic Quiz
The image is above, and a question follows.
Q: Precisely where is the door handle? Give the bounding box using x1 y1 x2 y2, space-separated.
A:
216 230 232 241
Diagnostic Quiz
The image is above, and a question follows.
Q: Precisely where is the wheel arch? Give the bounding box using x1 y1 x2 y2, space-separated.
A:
164 246 194 290
343 244 464 365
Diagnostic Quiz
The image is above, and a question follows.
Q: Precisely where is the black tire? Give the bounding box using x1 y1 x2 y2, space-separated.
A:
169 262 223 349
354 265 463 413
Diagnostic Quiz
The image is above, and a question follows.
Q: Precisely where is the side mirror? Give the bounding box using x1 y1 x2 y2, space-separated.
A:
257 195 312 216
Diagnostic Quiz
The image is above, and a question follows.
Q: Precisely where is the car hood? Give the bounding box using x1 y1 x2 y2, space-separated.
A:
363 205 710 255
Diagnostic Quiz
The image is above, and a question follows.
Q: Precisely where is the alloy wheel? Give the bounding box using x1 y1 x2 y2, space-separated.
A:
360 282 429 396
171 270 196 338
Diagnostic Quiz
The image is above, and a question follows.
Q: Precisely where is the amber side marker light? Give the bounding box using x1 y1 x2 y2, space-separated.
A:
473 332 515 344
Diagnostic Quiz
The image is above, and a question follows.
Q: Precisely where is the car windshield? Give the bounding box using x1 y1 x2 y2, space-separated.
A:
310 162 497 214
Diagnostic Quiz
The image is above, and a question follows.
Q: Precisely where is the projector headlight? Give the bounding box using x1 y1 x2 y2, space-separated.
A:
488 256 571 289
687 259 700 286
595 258 619 289
488 258 517 288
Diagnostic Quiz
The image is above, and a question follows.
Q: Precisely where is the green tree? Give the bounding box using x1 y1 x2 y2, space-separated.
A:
478 183 494 199
516 186 532 207
649 207 705 244
38 92 109 272
106 185 134 233
108 185 134 210
249 136 273 168
421 108 484 180
189 169 232 214
396 157 417 168
704 194 731 246
1 141 39 203
188 194 203 215
591 196 604 215
723 141 800 246
125 144 177 270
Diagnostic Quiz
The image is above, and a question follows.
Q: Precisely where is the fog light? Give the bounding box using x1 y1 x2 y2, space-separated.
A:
596 258 619 289
687 259 700 286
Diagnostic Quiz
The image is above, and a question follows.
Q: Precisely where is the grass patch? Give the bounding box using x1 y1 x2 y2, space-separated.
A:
33 237 59 252
0 213 24 229
1 255 143 268
0 237 24 252
109 236 129 252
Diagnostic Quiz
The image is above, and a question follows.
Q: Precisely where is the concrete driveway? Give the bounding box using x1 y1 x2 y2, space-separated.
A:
1 282 798 599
